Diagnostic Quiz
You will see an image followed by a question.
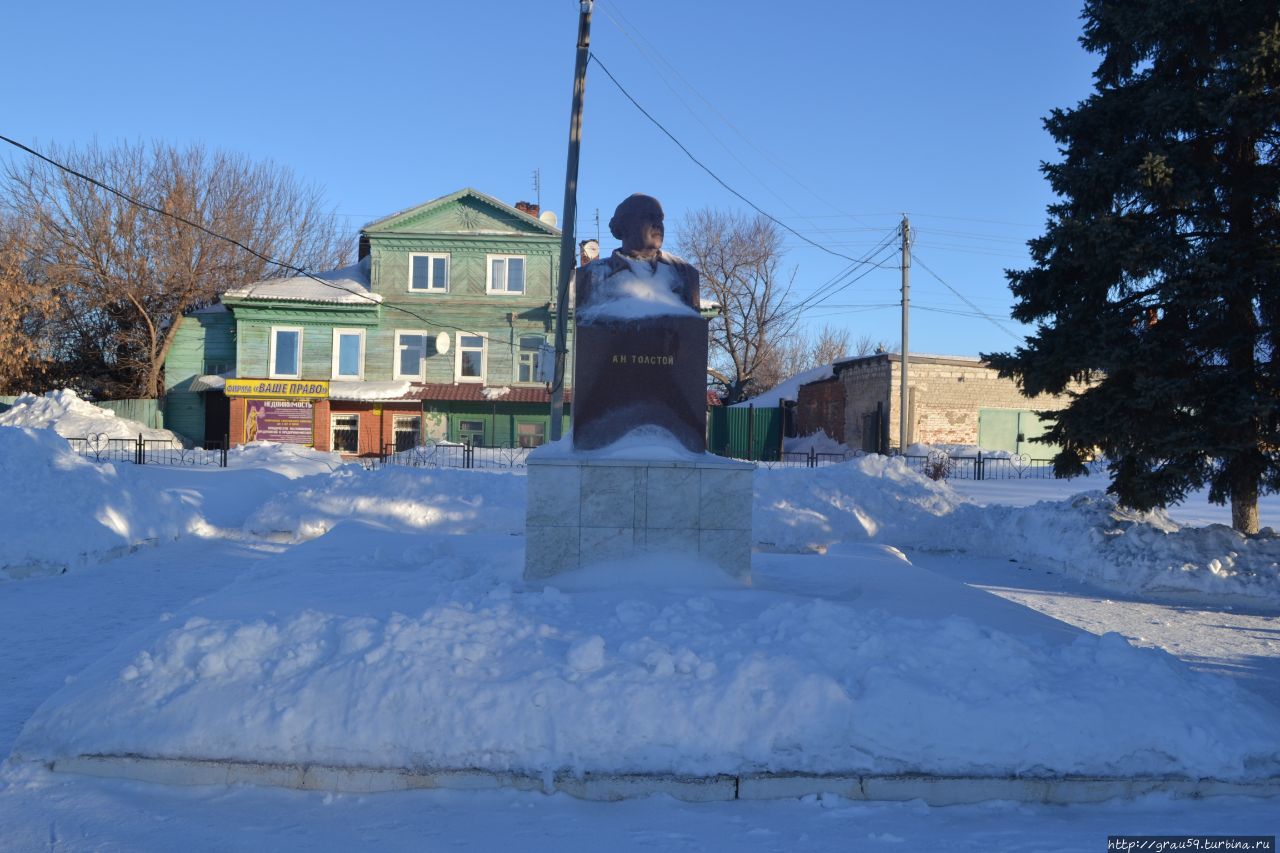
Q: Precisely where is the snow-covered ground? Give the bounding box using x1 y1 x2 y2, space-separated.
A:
0 413 1277 849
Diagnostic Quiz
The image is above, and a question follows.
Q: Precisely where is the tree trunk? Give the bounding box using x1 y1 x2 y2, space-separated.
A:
1231 480 1260 535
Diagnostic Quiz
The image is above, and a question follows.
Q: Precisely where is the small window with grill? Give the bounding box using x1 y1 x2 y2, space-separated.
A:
331 414 359 454
393 415 421 452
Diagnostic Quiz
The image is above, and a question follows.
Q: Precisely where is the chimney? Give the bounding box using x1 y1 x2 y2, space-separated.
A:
515 200 540 218
357 234 370 260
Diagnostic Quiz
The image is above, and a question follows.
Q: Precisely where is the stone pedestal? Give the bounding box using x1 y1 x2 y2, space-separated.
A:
524 454 754 581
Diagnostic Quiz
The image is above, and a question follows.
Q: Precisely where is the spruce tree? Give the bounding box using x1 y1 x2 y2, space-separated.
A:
986 0 1280 533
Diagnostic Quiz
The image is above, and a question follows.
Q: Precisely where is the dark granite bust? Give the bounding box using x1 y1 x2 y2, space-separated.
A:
571 194 708 453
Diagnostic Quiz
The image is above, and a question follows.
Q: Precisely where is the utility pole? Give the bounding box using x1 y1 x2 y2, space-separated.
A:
549 1 593 442
899 214 910 453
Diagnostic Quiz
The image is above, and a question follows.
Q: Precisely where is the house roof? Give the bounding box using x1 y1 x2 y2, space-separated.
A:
832 352 987 372
413 383 572 404
361 188 560 237
223 257 380 305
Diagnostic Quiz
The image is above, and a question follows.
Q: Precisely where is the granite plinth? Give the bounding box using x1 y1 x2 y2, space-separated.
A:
571 315 709 454
524 454 753 581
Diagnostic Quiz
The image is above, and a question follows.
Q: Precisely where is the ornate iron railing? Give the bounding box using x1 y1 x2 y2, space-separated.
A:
68 433 228 467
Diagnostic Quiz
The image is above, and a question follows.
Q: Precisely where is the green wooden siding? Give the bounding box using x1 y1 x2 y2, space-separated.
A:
423 401 570 447
163 310 235 444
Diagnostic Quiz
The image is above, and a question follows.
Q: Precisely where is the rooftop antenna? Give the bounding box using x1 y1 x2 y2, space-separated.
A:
532 168 542 209
594 208 600 243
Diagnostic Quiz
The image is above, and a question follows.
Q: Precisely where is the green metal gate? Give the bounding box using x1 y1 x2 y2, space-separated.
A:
707 405 783 461
978 408 1059 458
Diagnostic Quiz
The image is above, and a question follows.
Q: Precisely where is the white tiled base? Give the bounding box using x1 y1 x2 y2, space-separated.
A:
524 455 754 581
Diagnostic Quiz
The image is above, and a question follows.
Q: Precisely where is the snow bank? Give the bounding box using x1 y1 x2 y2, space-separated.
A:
243 467 526 541
783 429 851 456
755 458 1280 605
13 526 1280 781
226 442 353 479
0 427 200 578
0 390 176 442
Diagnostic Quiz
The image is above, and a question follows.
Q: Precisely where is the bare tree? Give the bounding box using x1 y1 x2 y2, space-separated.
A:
0 217 57 394
1 140 349 398
676 209 796 404
809 323 851 367
750 323 853 397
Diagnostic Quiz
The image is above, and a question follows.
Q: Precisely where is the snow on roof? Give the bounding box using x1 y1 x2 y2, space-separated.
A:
731 362 836 408
223 257 379 305
328 381 414 401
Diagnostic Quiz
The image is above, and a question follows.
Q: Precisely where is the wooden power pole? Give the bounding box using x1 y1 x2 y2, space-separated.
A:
549 1 593 442
899 215 910 452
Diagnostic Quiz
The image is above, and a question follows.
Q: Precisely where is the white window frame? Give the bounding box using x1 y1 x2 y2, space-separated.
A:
408 252 450 293
331 327 366 380
485 254 527 295
394 329 429 381
331 413 360 454
515 334 545 385
269 326 303 379
454 332 488 383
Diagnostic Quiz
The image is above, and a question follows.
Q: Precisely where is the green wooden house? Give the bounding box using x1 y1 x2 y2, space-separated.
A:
164 189 572 454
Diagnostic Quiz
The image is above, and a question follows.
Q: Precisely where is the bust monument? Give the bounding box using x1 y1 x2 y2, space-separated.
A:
572 194 709 453
525 197 752 581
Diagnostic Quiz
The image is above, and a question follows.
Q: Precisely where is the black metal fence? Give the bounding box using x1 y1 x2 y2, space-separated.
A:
372 440 532 470
755 448 866 469
68 433 228 468
897 450 1056 480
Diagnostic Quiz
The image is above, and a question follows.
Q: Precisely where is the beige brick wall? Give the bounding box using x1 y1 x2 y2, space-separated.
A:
831 355 1083 451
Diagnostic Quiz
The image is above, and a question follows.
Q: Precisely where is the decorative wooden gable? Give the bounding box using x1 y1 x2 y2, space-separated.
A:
362 188 559 238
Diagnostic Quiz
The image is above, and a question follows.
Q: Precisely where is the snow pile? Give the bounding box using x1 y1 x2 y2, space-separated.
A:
0 427 201 578
783 429 851 456
0 390 176 442
531 426 727 463
226 441 352 479
13 526 1280 781
755 459 1280 605
904 442 1014 460
577 256 698 322
243 467 526 541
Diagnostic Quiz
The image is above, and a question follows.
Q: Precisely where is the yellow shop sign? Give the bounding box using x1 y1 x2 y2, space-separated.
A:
224 378 330 399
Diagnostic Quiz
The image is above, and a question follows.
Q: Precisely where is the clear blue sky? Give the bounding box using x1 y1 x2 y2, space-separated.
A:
4 0 1096 358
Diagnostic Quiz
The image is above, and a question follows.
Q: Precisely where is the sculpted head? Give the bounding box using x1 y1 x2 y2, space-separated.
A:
609 194 664 259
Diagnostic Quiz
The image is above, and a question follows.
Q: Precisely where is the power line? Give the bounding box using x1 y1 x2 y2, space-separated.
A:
910 251 1023 342
588 52 885 268
0 134 508 341
788 230 901 316
597 1 881 233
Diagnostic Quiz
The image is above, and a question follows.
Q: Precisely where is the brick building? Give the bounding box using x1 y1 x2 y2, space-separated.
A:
795 353 1086 457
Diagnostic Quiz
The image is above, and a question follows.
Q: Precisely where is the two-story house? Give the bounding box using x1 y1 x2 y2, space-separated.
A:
163 188 571 455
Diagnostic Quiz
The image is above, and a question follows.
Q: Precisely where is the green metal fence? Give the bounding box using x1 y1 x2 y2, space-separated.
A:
707 405 783 461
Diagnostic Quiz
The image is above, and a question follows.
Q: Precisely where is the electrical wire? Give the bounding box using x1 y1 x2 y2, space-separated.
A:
588 52 886 268
0 133 519 341
910 251 1022 341
597 1 881 233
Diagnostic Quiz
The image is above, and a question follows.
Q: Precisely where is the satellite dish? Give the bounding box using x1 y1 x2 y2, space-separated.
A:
539 210 559 228
435 331 450 354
